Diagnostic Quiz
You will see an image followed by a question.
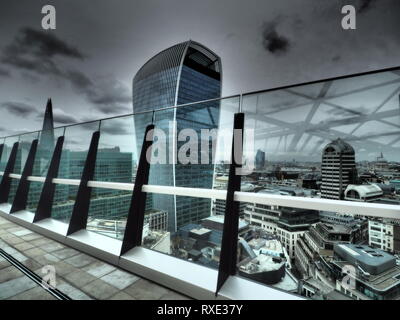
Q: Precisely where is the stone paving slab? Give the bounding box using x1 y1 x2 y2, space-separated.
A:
8 286 56 300
83 261 116 278
0 215 191 300
124 279 170 300
100 269 140 290
0 276 38 299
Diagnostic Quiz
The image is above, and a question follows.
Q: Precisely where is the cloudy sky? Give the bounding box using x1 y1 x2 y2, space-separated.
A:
0 0 399 137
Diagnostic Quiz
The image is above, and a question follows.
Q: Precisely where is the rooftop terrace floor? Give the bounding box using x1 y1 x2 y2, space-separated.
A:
0 216 190 300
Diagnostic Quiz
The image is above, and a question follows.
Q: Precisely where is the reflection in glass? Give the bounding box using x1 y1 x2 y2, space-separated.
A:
87 113 153 239
26 128 65 212
141 97 240 269
239 69 400 299
7 132 39 204
51 122 99 223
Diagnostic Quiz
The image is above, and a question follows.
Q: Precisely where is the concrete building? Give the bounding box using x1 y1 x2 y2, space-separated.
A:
244 189 319 259
212 179 254 216
295 223 362 279
369 219 400 254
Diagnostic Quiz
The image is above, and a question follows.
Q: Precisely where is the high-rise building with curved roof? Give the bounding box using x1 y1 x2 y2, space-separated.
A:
132 40 222 232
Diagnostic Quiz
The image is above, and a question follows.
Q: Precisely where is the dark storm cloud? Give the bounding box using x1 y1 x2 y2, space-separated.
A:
2 54 62 76
262 20 290 55
358 0 377 13
95 103 131 114
4 27 84 60
1 27 84 76
89 81 131 105
1 27 130 115
1 101 37 116
100 123 131 135
64 70 132 113
52 108 80 124
65 70 93 90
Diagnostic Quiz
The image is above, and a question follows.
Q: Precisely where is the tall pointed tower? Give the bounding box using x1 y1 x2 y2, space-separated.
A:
40 98 55 152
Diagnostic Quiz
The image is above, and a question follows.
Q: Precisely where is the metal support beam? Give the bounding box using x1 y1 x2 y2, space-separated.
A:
34 136 65 222
0 142 19 204
216 112 244 294
67 131 100 235
10 139 38 213
0 144 4 165
121 124 155 255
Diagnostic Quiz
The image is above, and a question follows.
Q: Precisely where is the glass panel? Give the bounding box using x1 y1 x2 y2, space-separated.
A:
26 181 44 212
240 68 400 299
87 187 131 240
8 132 39 204
1 136 19 204
142 97 240 269
27 128 65 213
1 136 19 171
32 128 65 177
94 113 152 183
52 122 99 223
87 112 153 239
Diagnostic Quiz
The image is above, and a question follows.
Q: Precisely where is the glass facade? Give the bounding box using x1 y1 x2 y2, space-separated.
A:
132 41 222 233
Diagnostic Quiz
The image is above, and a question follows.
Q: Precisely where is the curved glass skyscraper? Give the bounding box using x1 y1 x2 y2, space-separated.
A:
132 40 222 232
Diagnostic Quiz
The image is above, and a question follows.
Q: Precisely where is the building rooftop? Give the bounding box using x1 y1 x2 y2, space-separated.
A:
345 184 383 199
319 223 352 235
189 228 212 236
202 215 248 230
334 244 397 275
323 138 355 154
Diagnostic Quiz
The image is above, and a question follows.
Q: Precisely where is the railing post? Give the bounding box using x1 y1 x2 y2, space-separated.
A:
0 144 4 166
34 136 64 222
216 112 245 294
67 131 100 235
0 142 19 204
121 124 155 255
10 139 38 213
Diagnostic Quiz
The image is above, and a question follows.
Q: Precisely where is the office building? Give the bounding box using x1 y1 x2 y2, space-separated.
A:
132 40 222 232
369 219 400 254
321 138 357 200
255 149 266 170
244 189 319 259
